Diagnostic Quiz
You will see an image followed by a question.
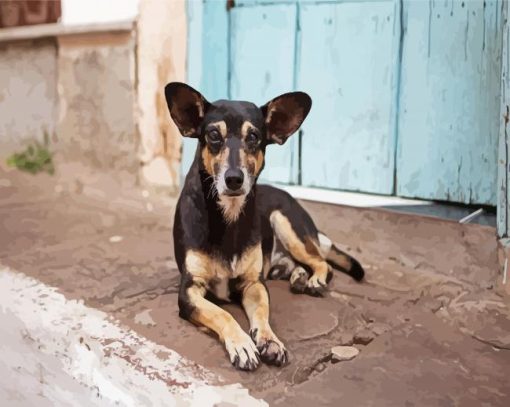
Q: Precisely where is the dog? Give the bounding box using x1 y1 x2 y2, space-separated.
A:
165 82 364 371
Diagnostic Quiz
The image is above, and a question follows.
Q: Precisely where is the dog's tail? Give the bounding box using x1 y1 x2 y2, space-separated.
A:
318 232 365 282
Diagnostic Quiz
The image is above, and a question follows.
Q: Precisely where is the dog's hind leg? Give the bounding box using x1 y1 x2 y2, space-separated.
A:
270 210 330 296
267 237 296 281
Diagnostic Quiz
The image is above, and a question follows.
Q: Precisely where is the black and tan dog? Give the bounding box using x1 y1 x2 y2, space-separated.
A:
165 83 364 371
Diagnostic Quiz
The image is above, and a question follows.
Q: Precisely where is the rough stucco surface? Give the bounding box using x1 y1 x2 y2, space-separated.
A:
137 0 187 189
0 9 187 188
0 38 57 155
56 32 138 178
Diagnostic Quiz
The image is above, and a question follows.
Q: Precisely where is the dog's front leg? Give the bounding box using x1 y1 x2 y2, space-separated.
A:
179 277 260 371
241 281 288 366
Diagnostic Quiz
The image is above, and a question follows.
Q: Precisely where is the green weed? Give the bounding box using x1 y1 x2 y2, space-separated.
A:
6 132 55 175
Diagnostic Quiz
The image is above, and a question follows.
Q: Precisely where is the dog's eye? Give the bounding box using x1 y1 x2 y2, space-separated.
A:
246 131 259 145
207 130 222 145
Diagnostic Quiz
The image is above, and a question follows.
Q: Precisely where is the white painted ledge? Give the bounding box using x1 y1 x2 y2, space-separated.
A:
0 266 267 406
0 20 134 43
269 183 433 208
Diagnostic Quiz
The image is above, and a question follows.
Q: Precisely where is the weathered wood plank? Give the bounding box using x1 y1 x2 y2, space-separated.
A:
498 0 509 237
230 3 299 184
297 1 399 194
397 0 502 205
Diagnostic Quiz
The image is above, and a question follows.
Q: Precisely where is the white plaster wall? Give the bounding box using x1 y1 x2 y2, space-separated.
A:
0 39 57 155
56 32 138 175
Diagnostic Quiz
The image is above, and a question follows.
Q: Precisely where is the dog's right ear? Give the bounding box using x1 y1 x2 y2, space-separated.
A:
164 82 210 138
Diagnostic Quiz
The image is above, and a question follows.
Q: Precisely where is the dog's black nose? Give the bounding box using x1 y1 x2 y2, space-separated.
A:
225 169 244 191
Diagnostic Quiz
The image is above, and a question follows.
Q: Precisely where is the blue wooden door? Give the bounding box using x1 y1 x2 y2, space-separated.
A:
297 0 400 194
230 3 299 184
397 0 502 205
185 0 501 206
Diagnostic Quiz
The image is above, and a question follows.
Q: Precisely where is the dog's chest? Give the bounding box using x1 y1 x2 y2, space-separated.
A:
210 255 241 301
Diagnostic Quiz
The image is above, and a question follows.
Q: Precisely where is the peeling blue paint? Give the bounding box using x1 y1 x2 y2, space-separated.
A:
185 0 502 207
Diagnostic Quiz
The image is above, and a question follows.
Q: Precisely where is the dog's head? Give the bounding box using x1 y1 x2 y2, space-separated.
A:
165 82 311 220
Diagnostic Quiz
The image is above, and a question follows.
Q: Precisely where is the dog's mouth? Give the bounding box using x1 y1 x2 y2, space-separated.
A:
223 189 245 197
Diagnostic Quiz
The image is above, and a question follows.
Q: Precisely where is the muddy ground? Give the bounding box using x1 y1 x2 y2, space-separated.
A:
1 166 509 406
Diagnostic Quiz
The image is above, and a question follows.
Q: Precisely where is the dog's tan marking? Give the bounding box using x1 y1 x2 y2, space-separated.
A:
304 237 323 259
217 195 247 224
208 120 228 138
270 210 329 286
201 145 229 177
242 282 271 335
240 121 264 176
201 147 215 177
185 249 233 300
187 282 233 334
185 249 229 282
185 246 265 299
242 149 264 177
234 243 263 282
241 121 256 138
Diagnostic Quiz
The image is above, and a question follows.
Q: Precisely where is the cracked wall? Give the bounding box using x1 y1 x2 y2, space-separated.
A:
0 38 58 155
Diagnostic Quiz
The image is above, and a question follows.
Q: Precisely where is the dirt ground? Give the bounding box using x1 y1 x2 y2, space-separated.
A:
1 165 509 406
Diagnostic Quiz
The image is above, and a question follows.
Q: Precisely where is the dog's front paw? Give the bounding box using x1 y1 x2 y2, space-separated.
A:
250 328 288 367
224 330 260 371
305 274 328 297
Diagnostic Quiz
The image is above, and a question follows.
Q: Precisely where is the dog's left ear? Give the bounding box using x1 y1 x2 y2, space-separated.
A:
164 82 210 138
260 92 312 145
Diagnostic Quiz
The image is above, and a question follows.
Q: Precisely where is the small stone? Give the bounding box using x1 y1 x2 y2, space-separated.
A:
314 362 327 372
109 235 123 243
353 328 375 345
134 309 156 327
331 346 359 363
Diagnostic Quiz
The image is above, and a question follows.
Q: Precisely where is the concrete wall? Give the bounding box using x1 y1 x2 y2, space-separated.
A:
137 0 187 189
56 30 138 176
0 38 58 154
0 0 188 189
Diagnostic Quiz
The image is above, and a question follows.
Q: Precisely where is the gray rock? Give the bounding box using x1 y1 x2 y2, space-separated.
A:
331 346 359 363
